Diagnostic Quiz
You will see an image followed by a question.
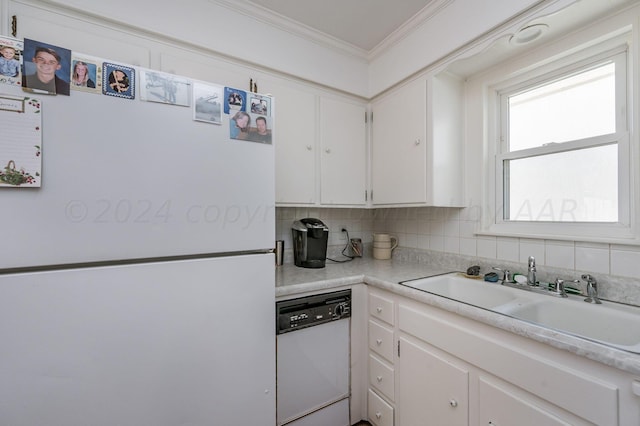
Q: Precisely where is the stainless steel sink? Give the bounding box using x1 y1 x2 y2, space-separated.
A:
401 272 640 353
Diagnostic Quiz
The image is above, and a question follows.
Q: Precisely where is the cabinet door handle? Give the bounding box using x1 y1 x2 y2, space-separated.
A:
376 339 382 346
306 145 312 150
375 412 382 419
449 399 458 407
415 138 421 145
376 307 383 313
376 375 383 382
325 148 331 154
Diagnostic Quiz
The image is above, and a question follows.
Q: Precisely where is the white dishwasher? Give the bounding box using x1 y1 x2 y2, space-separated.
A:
276 289 351 426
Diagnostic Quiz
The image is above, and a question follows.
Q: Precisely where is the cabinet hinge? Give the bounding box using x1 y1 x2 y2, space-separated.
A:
397 340 400 357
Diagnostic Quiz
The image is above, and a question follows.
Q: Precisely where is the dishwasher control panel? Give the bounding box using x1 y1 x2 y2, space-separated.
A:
276 289 351 334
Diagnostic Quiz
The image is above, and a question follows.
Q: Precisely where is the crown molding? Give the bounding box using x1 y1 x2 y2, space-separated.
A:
211 0 457 63
212 0 370 61
367 0 454 60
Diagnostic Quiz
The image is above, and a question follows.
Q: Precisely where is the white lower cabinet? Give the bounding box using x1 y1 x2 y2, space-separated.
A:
368 389 394 426
397 336 468 426
368 290 396 426
369 354 395 401
478 376 571 426
369 319 395 363
363 288 639 426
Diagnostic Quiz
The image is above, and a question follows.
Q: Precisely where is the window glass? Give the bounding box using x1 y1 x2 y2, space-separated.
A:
508 62 616 151
506 144 618 222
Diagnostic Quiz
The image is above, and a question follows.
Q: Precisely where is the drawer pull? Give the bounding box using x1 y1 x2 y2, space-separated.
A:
376 307 383 313
376 339 383 346
375 411 382 419
450 399 458 407
376 375 383 382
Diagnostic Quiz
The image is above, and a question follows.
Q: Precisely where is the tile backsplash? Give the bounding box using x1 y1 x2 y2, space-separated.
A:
276 206 640 281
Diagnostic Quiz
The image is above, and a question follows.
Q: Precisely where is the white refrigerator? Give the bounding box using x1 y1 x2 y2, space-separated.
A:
0 80 276 425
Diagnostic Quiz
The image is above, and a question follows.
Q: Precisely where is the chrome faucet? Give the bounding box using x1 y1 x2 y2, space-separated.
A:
582 274 602 304
527 256 537 286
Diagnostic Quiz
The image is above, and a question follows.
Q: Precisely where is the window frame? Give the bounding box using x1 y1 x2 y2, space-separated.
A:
485 42 634 242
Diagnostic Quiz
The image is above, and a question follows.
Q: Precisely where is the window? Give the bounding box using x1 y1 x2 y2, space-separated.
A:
490 45 632 240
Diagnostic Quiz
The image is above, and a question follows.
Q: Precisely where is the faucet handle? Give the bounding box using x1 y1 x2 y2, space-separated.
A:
552 278 580 298
581 274 597 284
492 267 512 282
581 274 602 304
552 279 568 298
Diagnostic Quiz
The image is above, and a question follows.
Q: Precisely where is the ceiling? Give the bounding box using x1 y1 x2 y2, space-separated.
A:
220 0 638 71
244 0 435 52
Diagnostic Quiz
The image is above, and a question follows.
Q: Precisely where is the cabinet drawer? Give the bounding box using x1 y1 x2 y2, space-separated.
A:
368 389 394 426
369 354 395 401
369 319 394 362
369 292 394 325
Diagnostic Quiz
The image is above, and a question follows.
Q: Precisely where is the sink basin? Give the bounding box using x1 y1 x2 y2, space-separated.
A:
402 272 640 353
502 297 640 351
401 273 522 309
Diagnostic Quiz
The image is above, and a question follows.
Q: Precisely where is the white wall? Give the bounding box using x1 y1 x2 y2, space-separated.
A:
276 206 640 283
33 0 554 98
31 0 370 95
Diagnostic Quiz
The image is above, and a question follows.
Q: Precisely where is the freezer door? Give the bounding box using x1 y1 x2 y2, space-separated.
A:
0 83 275 268
0 254 275 426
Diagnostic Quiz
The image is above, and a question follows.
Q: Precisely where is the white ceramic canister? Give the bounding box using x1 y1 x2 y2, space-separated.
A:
372 233 398 259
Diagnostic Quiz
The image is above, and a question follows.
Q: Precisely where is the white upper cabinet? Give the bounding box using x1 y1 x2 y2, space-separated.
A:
371 78 427 205
274 87 367 207
371 73 464 207
273 83 318 205
428 71 465 207
320 97 367 206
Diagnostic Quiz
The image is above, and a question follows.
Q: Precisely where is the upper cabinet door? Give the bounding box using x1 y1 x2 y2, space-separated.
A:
273 84 318 205
320 97 367 206
371 78 427 205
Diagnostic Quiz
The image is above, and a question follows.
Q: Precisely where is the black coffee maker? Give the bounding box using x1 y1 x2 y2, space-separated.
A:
292 218 329 268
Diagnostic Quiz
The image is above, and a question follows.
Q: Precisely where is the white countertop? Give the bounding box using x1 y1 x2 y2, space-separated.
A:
276 257 640 376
